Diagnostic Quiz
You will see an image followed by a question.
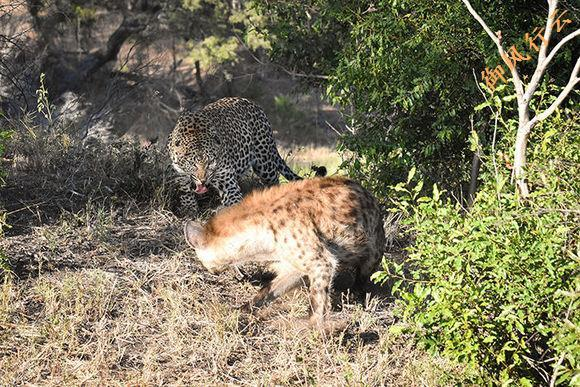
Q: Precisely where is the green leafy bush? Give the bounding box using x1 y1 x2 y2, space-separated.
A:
374 110 579 384
189 36 240 71
254 0 572 197
182 0 271 73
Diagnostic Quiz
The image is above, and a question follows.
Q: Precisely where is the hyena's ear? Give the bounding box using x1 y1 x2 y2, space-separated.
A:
184 221 204 248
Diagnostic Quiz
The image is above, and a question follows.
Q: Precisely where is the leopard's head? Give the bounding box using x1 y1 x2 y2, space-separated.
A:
169 118 224 194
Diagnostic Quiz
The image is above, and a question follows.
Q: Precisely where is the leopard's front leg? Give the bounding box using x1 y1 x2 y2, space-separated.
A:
174 174 199 216
212 172 243 208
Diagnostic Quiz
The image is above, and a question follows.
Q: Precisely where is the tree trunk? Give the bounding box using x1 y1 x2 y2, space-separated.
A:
195 60 206 97
513 105 531 197
467 149 481 207
27 2 153 99
42 16 147 97
463 0 579 199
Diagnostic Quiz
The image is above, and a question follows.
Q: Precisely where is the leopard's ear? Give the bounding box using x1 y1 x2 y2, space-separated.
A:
184 221 204 248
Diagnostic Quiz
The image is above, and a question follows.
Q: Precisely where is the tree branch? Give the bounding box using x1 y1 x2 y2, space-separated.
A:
527 56 580 129
233 33 332 80
524 0 562 101
461 0 524 99
42 14 149 97
461 0 499 45
0 57 30 110
538 0 558 65
78 17 147 80
542 28 580 74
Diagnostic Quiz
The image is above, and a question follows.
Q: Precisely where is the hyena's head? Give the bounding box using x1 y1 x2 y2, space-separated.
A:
184 220 224 274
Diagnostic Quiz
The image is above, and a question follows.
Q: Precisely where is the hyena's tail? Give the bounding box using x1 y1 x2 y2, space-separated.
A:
311 165 327 177
276 155 327 181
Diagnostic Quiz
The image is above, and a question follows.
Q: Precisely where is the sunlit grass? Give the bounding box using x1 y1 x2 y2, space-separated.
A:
281 145 344 177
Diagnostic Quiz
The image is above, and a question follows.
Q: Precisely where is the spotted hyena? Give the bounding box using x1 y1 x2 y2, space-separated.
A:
184 176 385 326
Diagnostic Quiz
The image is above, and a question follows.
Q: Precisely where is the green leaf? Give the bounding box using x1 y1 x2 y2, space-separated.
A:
474 101 491 111
469 130 480 152
407 166 416 184
501 94 517 102
432 184 440 201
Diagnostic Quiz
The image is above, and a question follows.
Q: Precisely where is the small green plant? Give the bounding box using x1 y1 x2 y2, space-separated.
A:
73 5 97 25
0 112 12 274
36 73 54 126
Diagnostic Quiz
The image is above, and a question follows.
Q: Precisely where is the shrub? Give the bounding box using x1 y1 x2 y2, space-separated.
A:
4 123 171 209
374 110 579 384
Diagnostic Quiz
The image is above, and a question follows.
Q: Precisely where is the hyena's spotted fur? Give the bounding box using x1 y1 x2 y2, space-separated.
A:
184 177 385 326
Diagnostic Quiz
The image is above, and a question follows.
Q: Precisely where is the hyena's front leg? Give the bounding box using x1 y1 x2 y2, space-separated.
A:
251 270 304 308
212 173 243 207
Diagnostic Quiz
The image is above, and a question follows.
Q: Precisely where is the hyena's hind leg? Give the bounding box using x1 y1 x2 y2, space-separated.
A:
355 222 386 288
308 259 336 327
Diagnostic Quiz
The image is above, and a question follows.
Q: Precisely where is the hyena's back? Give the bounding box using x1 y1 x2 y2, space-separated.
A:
212 176 384 273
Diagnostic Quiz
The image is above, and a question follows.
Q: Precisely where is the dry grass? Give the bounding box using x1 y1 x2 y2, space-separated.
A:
282 145 343 177
0 122 470 386
0 207 467 385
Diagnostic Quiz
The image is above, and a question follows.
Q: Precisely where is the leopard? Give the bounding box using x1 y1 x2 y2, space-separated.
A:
183 176 386 328
167 97 310 215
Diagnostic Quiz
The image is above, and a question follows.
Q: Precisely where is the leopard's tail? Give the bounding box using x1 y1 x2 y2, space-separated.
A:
277 156 303 181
